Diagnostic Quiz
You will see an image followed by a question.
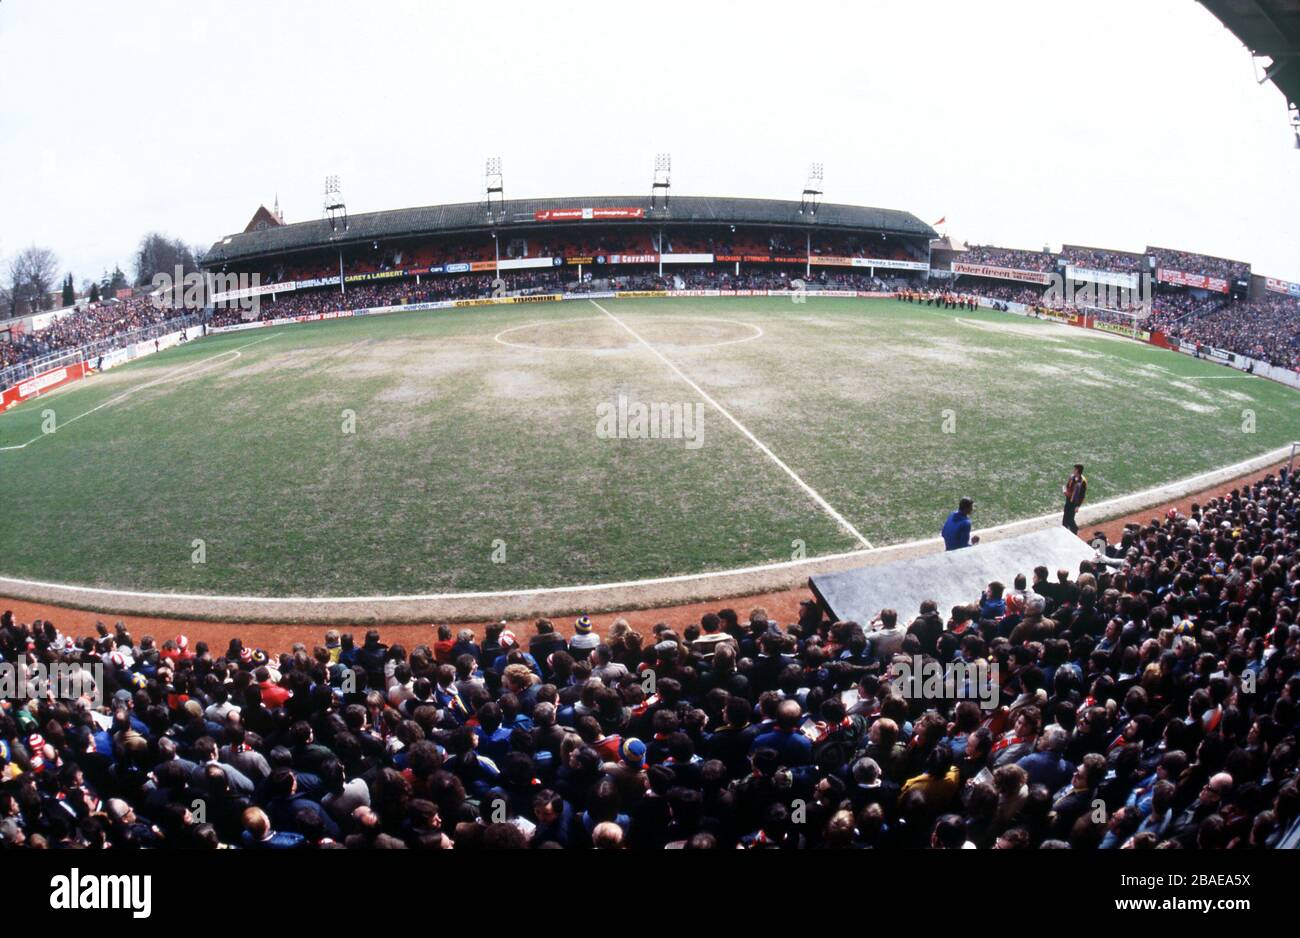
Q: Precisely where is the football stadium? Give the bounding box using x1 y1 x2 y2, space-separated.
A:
1 0 1300 891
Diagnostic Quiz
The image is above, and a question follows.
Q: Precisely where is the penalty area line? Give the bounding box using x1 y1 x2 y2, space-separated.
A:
588 299 873 549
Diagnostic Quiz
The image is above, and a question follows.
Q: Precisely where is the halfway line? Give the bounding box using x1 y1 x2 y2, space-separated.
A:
589 299 872 549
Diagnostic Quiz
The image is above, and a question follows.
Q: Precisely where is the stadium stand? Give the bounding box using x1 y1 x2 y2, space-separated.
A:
0 295 191 372
1168 295 1300 370
957 245 1057 273
201 196 935 267
1146 292 1228 333
202 268 904 328
1060 244 1148 274
2 468 1298 850
1148 247 1251 284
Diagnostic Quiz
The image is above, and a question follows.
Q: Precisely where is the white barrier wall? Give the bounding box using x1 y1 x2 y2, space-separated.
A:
92 325 206 372
1173 340 1300 390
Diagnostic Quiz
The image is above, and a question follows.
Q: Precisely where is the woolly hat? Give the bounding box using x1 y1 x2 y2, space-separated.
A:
620 737 647 766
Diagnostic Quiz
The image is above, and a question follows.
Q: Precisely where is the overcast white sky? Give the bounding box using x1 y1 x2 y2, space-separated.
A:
0 0 1296 283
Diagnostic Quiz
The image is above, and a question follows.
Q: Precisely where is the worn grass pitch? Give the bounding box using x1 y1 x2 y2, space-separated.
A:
2 296 1297 597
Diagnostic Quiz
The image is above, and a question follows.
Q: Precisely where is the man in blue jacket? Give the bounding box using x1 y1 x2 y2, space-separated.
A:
1016 725 1074 791
750 700 813 768
942 497 974 551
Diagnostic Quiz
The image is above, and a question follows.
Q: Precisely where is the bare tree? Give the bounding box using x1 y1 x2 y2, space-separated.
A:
134 232 198 286
8 246 60 314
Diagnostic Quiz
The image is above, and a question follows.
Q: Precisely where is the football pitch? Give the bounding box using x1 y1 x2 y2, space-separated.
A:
2 296 1297 599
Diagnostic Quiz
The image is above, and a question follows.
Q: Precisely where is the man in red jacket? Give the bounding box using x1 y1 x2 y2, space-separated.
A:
256 666 291 708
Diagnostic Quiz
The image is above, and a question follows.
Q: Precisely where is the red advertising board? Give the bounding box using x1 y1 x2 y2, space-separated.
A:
1156 268 1229 293
0 360 90 413
533 207 645 222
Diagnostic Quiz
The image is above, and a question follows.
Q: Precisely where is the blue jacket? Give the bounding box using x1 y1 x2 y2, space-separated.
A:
750 728 813 768
942 511 972 551
1016 751 1073 791
242 829 306 849
474 725 514 765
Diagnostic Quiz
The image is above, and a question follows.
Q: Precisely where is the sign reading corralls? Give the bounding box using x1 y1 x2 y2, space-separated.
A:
596 393 705 449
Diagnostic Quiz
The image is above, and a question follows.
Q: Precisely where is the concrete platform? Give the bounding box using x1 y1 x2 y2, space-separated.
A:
808 526 1098 625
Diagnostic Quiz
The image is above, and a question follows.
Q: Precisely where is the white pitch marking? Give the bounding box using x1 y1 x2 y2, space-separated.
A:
0 333 283 453
588 299 872 549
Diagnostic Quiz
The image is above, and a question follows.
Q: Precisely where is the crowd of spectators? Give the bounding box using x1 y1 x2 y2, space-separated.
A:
207 272 566 328
1061 245 1148 274
958 245 1057 273
1146 292 1227 333
668 268 897 292
1149 247 1250 285
2 468 1298 851
0 296 190 373
948 278 1296 363
206 267 908 326
1168 295 1300 370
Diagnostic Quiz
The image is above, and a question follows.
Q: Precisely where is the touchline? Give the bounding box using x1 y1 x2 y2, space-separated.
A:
49 869 151 918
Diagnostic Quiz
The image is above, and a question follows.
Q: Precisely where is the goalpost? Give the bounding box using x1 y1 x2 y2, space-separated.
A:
1078 306 1147 341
